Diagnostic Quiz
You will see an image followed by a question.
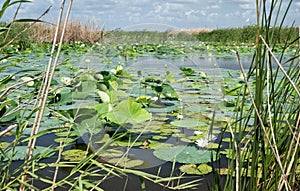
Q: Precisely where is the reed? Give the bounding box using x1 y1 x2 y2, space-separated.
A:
32 20 104 44
216 0 300 190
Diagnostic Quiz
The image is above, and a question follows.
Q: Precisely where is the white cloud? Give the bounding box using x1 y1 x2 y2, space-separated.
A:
1 0 300 30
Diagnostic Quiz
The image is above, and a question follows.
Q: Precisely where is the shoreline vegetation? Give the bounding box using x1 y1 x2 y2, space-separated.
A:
1 21 299 48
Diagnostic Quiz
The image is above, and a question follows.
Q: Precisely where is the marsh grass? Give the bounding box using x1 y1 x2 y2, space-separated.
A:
32 20 104 44
198 25 299 45
215 0 300 190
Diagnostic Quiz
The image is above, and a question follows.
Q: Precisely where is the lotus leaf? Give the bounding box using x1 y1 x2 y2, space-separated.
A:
106 99 152 124
153 146 217 164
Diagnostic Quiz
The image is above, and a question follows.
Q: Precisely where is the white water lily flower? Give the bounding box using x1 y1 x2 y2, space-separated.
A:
177 114 183 119
151 96 159 101
195 134 217 148
195 139 209 148
193 130 203 136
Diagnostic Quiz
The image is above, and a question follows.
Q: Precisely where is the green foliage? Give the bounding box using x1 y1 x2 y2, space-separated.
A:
198 25 299 44
153 146 217 164
215 1 300 190
106 99 152 124
179 163 212 175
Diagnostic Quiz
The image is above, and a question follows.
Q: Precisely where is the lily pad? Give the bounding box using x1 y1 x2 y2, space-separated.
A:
179 163 212 175
0 142 10 149
107 158 144 168
185 105 210 113
54 137 75 144
3 146 55 161
62 149 87 162
100 149 124 158
20 76 34 86
153 146 217 164
146 141 173 150
171 119 207 128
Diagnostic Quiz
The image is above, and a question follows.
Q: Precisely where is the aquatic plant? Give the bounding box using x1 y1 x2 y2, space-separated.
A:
214 0 300 190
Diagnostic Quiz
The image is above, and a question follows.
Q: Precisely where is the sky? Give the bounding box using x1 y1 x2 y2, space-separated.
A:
1 0 300 31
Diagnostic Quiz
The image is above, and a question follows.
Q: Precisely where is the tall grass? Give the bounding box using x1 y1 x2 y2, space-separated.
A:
32 20 104 44
217 0 300 190
198 25 299 45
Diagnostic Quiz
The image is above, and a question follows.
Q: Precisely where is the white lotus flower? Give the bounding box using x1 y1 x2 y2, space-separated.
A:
177 114 183 119
193 130 203 136
195 138 209 148
195 134 217 148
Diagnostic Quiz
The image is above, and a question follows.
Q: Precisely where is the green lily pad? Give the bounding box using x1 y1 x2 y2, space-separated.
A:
20 76 34 86
153 146 217 164
205 143 221 149
152 135 168 140
180 137 194 143
62 149 87 162
146 141 173 150
54 137 75 144
0 142 10 149
100 149 124 158
107 158 144 168
171 119 207 128
3 146 55 161
185 105 210 113
179 163 212 175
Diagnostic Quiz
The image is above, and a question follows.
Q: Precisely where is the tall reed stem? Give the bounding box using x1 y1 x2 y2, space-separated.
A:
20 0 72 189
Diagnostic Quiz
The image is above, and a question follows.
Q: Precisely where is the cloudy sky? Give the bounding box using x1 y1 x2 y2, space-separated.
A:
2 0 300 31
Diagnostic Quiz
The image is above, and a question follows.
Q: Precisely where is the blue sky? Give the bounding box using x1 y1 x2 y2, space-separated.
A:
2 0 300 31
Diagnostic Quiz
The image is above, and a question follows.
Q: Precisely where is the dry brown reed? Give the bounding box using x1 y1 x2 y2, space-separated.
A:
31 20 104 44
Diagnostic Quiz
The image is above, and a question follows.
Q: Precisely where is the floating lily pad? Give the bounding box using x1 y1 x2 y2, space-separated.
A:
222 138 232 142
0 142 10 149
100 149 124 158
180 137 194 143
171 119 207 128
62 149 87 162
179 163 212 175
3 146 55 161
54 137 75 144
152 135 168 140
146 141 173 150
107 158 144 168
205 143 221 149
20 76 34 86
153 146 217 164
185 105 210 113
